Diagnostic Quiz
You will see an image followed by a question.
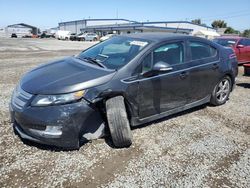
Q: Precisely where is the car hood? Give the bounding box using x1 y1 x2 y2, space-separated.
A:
20 57 116 94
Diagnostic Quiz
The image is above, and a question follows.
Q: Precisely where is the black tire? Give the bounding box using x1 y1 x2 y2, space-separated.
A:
93 37 97 41
210 76 232 106
106 96 132 148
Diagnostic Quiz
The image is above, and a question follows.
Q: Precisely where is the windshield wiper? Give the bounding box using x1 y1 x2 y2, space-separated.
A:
77 56 106 68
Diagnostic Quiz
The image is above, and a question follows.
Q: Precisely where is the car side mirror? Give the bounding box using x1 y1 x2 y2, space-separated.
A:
141 61 173 78
237 44 245 48
153 61 173 72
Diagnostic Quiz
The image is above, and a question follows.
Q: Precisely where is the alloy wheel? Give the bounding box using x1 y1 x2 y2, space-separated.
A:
216 79 230 102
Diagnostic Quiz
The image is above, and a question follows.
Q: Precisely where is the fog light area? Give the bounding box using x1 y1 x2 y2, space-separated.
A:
29 125 63 138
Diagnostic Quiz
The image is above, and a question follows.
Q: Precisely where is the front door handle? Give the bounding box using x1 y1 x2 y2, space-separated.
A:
179 71 188 79
122 75 139 83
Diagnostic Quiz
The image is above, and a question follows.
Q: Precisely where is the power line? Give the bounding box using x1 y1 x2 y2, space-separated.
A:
187 9 250 21
203 12 250 21
202 9 250 19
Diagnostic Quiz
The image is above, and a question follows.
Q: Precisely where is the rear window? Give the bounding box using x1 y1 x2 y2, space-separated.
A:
189 41 217 60
213 38 237 47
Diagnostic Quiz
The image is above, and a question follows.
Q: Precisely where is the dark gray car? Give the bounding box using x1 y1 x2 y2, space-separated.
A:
9 33 238 149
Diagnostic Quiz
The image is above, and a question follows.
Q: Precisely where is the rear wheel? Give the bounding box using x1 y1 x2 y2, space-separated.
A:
210 76 232 106
106 96 132 148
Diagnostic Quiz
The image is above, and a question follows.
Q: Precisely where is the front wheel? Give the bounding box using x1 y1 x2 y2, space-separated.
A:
106 96 132 148
210 76 232 106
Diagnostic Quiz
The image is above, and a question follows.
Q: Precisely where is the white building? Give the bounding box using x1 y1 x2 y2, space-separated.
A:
58 19 220 39
59 19 137 34
46 27 59 35
143 21 219 39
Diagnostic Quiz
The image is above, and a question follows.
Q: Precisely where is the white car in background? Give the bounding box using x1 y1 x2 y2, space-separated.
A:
55 30 71 40
100 34 117 42
77 33 99 41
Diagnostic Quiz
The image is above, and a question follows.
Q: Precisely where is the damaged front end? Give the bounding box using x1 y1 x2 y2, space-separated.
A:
10 86 106 149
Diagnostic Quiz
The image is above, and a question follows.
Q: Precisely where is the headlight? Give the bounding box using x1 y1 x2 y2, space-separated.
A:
31 90 85 107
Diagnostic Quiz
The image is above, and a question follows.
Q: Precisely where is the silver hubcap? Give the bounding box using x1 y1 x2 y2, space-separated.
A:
216 79 230 102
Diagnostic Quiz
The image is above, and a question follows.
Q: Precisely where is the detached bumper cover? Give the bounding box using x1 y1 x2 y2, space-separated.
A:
10 99 104 149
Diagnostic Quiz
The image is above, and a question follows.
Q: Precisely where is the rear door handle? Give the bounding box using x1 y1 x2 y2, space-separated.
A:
212 63 219 70
179 71 188 79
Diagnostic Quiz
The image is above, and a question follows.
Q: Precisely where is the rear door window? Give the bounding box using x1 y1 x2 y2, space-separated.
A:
189 41 217 61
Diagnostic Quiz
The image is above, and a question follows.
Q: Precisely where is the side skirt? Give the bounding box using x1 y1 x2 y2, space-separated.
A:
131 95 210 126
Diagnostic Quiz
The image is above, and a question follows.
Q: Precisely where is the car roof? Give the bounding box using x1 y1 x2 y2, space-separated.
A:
121 32 194 42
215 36 245 40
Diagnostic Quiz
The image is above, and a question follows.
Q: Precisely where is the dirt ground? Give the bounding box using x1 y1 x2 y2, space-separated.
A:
0 38 249 188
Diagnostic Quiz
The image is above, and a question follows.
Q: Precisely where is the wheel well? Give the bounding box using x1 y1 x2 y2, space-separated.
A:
97 95 133 124
225 73 234 91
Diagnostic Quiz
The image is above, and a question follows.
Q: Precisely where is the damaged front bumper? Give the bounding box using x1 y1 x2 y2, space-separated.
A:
10 98 105 149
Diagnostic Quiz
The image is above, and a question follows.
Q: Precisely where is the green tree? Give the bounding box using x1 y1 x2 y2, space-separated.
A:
191 19 201 25
225 27 239 34
211 20 227 28
242 29 250 38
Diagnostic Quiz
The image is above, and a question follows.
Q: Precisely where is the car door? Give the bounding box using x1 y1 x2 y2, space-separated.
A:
138 41 191 119
245 39 250 62
236 39 248 62
85 34 91 41
89 34 95 41
84 34 88 41
89 34 96 41
186 40 221 103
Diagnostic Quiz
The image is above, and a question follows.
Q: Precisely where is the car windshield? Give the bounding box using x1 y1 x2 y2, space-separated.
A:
213 38 237 47
77 36 149 69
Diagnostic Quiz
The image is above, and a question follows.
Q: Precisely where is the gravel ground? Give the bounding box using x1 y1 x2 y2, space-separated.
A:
0 38 249 188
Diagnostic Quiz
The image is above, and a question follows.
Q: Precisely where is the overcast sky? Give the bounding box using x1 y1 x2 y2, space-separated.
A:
0 0 249 31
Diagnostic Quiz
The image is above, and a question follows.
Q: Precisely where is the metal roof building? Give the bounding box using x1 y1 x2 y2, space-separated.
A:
5 23 39 37
58 19 218 38
58 19 137 34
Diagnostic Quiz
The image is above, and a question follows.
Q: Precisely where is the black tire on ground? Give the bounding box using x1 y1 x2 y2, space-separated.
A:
210 76 232 106
106 96 132 148
93 37 97 41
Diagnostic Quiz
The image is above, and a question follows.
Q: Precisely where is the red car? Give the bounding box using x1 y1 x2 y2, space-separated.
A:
213 37 250 64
